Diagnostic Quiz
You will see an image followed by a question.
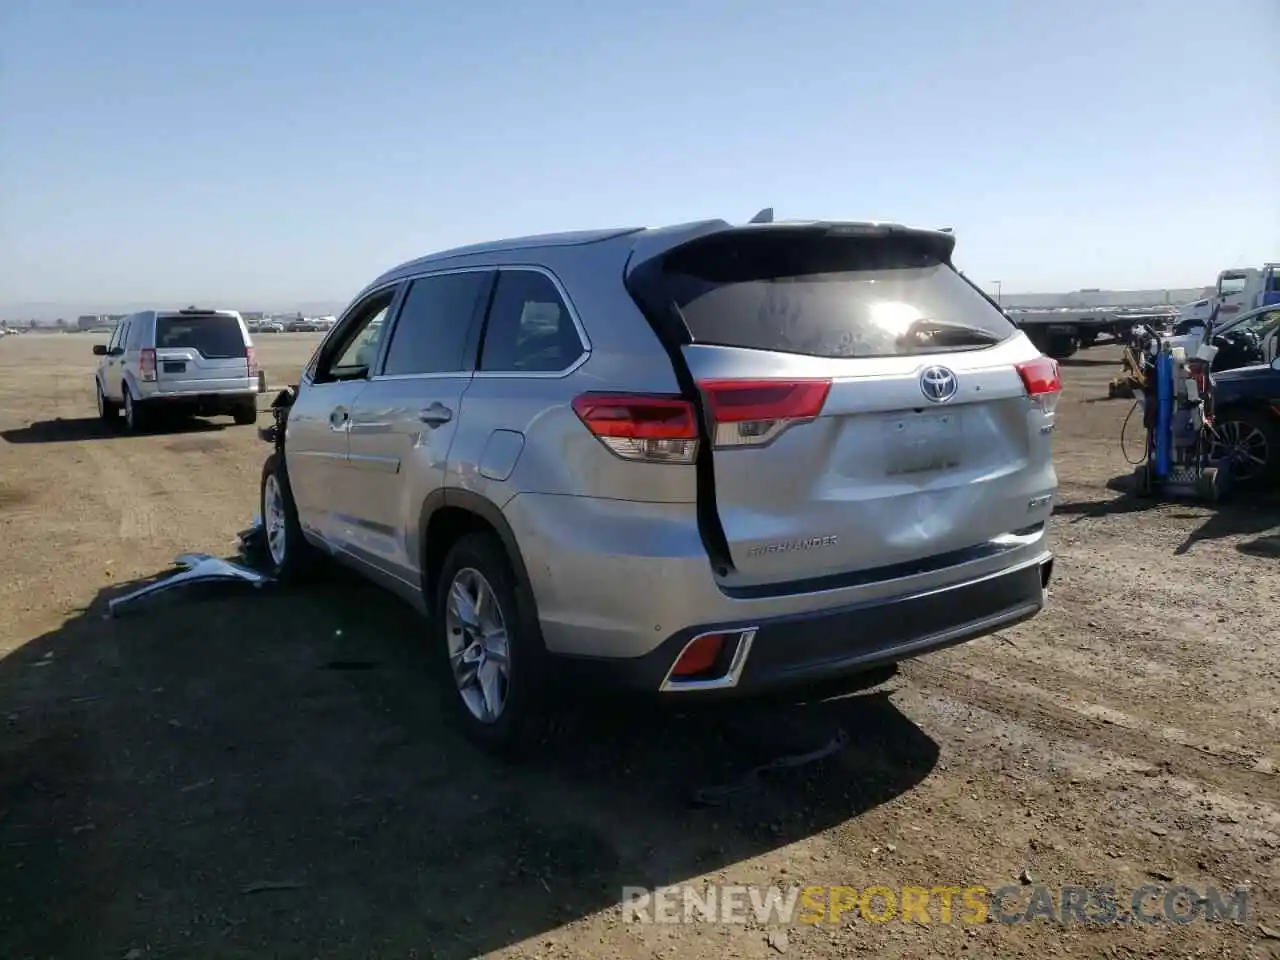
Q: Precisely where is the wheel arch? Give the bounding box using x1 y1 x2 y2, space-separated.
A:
418 489 538 622
121 370 141 400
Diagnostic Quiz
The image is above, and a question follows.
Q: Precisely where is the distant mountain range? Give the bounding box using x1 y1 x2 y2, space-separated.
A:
1 289 1210 325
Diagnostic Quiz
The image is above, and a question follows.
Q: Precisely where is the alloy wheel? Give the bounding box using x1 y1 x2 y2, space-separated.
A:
263 473 288 567
1212 420 1270 481
444 567 510 724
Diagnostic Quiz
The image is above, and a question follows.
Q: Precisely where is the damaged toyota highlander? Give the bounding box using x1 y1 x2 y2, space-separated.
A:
258 216 1059 753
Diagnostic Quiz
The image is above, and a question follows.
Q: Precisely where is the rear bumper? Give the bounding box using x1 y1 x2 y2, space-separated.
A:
138 388 257 405
549 553 1051 696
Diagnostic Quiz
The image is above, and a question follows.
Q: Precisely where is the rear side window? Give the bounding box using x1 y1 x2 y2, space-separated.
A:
382 271 488 376
155 315 245 358
646 232 1016 358
479 270 584 373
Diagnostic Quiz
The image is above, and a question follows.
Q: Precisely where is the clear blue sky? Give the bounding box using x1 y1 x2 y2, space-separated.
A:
2 0 1277 312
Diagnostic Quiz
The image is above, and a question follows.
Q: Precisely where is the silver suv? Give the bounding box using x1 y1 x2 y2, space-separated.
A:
94 308 260 431
260 218 1060 752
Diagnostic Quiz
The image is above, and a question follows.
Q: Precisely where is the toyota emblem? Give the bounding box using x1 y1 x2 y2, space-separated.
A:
919 366 958 403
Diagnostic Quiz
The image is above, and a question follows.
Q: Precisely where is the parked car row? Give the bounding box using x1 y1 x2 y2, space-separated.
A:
246 317 335 334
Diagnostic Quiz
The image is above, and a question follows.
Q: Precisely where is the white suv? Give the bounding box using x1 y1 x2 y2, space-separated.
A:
94 308 260 431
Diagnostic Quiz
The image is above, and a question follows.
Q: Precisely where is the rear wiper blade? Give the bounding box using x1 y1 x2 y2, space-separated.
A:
897 318 1003 347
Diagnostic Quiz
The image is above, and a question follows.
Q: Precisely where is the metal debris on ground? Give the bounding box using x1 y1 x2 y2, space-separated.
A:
240 879 306 895
237 514 267 561
690 726 850 807
107 553 272 617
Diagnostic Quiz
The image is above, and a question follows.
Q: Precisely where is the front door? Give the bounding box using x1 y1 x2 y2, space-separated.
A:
284 286 401 547
342 269 491 585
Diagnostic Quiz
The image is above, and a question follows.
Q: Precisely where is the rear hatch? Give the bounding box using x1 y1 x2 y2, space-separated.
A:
153 312 255 392
627 224 1058 591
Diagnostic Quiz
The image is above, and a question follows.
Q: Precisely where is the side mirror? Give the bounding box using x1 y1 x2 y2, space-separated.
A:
93 344 108 356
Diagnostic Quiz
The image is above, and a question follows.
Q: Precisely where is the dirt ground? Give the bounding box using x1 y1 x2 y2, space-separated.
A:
0 332 1277 960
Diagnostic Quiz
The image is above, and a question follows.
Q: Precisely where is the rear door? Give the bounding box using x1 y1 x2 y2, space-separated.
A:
153 312 252 392
629 225 1059 589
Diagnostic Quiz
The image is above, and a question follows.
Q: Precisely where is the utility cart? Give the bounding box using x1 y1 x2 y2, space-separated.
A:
1132 337 1232 502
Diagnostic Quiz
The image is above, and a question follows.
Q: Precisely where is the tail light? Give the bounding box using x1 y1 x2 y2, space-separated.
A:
139 348 157 382
246 345 259 378
572 393 699 463
698 379 831 448
1015 357 1061 414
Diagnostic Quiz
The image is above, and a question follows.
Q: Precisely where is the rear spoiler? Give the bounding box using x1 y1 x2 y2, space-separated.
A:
624 219 957 277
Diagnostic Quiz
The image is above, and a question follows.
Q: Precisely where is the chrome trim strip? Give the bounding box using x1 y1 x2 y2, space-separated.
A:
360 263 592 381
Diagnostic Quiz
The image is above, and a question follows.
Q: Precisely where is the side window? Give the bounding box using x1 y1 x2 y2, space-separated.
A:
314 288 398 383
381 271 488 377
479 270 584 373
1241 310 1280 336
106 323 123 352
116 322 131 351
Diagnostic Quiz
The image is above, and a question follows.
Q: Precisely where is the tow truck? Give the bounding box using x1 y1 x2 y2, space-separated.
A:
1007 305 1179 360
1176 264 1280 328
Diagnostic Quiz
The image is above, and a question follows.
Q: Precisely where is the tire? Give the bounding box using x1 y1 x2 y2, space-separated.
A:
96 379 119 421
1046 333 1080 361
259 452 317 581
122 386 151 433
432 531 549 757
1195 466 1226 503
233 401 258 426
1212 408 1280 486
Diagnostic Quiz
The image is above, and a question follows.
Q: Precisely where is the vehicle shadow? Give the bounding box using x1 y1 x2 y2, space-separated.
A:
1 416 229 444
1052 474 1160 522
1055 474 1280 553
1169 494 1280 555
0 563 937 959
1238 533 1280 557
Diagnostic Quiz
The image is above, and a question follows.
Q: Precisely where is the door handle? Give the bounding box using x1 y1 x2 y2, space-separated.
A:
329 406 351 432
419 403 453 426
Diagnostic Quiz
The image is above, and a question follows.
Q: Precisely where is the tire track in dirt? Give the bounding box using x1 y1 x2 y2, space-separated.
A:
908 660 1279 802
49 377 162 544
960 619 1278 750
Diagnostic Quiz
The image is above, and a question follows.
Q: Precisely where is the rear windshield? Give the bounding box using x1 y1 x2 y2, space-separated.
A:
155 315 245 358
650 232 1017 358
